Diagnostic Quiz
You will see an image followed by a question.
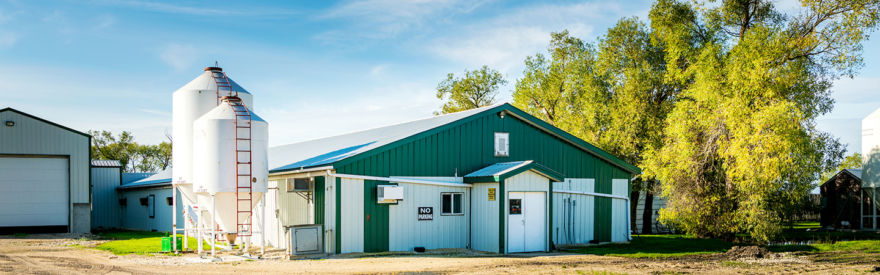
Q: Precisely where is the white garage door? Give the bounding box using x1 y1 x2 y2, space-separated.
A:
0 157 69 227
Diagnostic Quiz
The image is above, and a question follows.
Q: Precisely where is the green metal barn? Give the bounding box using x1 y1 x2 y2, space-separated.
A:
265 103 640 254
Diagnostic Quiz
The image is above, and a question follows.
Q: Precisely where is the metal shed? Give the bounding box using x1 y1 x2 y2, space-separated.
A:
265 103 640 254
0 107 91 234
821 169 878 230
91 160 122 230
117 169 184 232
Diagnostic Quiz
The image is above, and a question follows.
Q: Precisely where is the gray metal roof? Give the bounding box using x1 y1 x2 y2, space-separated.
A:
846 168 863 180
91 159 121 167
268 104 501 172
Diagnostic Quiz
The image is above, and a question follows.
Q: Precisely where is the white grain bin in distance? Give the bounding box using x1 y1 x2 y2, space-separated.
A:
862 108 880 189
172 67 253 207
192 97 268 239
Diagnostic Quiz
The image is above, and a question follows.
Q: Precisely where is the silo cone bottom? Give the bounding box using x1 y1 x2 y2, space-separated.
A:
226 233 238 246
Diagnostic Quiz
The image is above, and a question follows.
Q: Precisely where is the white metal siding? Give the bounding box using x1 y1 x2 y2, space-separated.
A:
0 111 89 204
340 178 364 253
611 179 629 242
324 176 337 253
91 167 121 229
504 171 550 253
470 182 499 253
275 178 312 227
634 191 667 233
0 157 68 227
251 186 281 248
388 182 469 251
552 178 595 245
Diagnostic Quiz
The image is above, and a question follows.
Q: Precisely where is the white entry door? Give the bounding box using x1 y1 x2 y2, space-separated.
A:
508 192 546 253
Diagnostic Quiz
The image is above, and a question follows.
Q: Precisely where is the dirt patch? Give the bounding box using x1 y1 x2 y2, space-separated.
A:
0 236 876 274
724 246 770 260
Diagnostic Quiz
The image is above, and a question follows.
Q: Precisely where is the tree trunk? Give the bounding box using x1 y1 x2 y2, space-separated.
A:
642 192 655 234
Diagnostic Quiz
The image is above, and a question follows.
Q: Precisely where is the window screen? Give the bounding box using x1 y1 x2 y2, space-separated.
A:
287 177 312 192
494 132 509 157
441 193 463 215
148 195 156 219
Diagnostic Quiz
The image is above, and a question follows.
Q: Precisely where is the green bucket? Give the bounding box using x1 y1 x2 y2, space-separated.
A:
161 237 183 252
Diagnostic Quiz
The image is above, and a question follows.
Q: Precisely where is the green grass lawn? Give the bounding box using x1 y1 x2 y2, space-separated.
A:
778 223 880 242
571 235 734 258
94 230 203 255
789 221 820 229
768 240 880 253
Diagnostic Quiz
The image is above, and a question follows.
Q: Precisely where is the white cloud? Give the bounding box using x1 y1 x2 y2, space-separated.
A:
817 76 880 154
428 26 556 74
159 44 198 71
89 0 296 17
369 64 390 77
317 0 491 39
94 14 116 30
0 65 175 145
261 82 438 146
824 76 880 119
0 31 16 49
425 1 620 75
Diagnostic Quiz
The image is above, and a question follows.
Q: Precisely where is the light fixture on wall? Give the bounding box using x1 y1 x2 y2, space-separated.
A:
4 121 13 127
497 111 505 119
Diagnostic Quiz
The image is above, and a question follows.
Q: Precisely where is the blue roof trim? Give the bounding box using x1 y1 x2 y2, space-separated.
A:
118 178 171 190
270 141 375 173
465 161 531 177
117 182 171 190
464 160 563 183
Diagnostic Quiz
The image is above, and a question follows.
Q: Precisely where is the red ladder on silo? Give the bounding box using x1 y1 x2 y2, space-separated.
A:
211 70 234 105
224 97 253 237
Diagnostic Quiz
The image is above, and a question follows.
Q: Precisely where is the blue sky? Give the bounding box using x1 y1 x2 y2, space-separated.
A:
1 0 878 155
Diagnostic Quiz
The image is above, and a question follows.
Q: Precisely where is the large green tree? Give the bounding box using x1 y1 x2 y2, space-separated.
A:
90 130 172 173
435 65 507 115
514 25 678 232
514 25 677 169
645 0 877 242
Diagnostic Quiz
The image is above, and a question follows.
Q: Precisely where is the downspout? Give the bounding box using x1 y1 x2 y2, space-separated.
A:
172 183 177 253
468 180 472 250
211 193 216 257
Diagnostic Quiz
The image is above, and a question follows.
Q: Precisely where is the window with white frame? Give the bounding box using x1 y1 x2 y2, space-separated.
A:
441 193 463 215
494 132 509 157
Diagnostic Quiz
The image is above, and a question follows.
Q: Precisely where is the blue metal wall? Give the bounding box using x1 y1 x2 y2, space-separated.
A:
91 166 121 229
119 187 184 232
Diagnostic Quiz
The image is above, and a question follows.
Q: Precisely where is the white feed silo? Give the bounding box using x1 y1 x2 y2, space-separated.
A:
192 96 269 244
862 108 880 231
171 66 263 254
172 67 253 205
862 108 880 189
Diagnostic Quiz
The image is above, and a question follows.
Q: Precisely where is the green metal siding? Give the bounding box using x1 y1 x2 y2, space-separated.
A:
314 176 325 225
333 109 634 250
363 180 390 252
498 179 506 253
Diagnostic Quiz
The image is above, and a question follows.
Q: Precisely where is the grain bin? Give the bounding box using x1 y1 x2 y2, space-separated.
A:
193 96 268 242
172 67 253 204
